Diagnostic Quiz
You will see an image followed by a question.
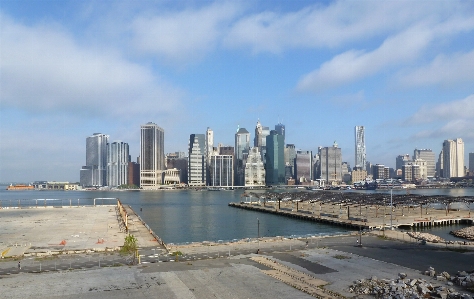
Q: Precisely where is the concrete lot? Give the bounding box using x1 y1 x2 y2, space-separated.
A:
0 206 160 258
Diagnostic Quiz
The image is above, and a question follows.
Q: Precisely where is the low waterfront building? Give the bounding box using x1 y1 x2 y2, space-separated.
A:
163 168 181 185
32 181 79 190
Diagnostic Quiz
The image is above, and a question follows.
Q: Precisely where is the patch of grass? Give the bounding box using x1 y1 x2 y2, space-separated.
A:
333 255 351 260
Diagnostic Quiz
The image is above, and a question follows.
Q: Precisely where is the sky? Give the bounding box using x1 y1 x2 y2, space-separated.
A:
1 0 474 183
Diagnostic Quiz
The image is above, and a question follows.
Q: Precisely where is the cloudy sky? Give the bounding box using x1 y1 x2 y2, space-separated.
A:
1 0 473 183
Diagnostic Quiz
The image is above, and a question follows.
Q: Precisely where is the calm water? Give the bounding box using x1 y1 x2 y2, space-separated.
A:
1 188 473 244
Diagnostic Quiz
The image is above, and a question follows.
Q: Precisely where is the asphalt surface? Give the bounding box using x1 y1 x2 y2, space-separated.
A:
316 234 474 274
2 234 473 277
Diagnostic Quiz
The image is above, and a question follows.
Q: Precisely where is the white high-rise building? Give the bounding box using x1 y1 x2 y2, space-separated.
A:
188 134 206 186
107 141 129 187
140 122 165 189
442 138 464 178
206 127 214 165
80 133 109 187
210 155 233 187
355 126 366 170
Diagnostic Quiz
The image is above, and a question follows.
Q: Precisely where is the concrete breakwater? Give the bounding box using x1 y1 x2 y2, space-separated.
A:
450 226 474 241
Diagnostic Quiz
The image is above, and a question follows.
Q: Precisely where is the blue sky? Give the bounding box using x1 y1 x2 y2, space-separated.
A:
1 0 473 182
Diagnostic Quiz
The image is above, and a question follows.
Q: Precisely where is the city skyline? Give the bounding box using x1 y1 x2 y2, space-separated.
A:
1 0 473 182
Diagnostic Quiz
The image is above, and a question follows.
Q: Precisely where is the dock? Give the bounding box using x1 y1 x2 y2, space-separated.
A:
229 200 473 230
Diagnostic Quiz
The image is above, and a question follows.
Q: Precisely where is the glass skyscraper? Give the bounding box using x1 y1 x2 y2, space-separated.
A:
275 122 285 144
107 141 129 187
265 130 285 185
234 127 250 186
80 133 109 187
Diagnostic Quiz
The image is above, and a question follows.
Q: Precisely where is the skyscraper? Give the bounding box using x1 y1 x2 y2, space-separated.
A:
235 127 250 161
275 122 285 144
140 122 165 189
413 149 435 178
355 126 366 170
106 141 129 187
284 144 296 180
235 127 250 186
254 120 269 161
188 134 206 186
295 150 312 184
205 127 214 185
205 127 214 165
265 130 285 185
396 154 411 171
244 147 265 186
210 155 233 187
436 150 443 178
80 133 109 187
318 142 342 183
470 153 474 174
442 138 464 178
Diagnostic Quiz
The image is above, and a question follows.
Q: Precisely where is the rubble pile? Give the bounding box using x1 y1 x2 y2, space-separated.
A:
450 227 474 242
450 270 474 292
349 271 473 299
408 232 445 243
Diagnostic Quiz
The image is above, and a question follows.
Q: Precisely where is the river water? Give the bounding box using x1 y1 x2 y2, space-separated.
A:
1 188 473 244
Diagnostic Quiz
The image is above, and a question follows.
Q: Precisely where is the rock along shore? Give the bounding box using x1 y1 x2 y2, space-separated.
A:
451 226 474 241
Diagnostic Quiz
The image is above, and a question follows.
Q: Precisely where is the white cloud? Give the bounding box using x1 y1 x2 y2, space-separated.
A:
296 25 433 92
407 94 474 142
0 14 183 120
408 94 474 124
398 50 474 87
223 1 471 54
130 2 240 63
